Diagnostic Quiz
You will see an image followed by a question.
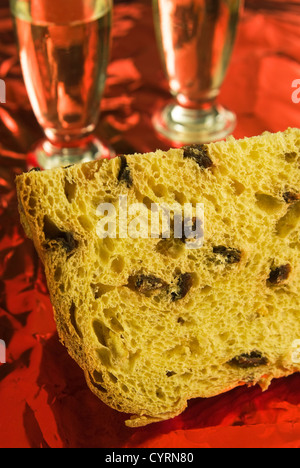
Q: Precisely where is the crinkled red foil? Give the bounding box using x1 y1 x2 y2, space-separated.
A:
0 0 300 448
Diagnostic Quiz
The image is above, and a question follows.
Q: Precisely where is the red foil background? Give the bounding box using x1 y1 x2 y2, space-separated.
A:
0 0 300 448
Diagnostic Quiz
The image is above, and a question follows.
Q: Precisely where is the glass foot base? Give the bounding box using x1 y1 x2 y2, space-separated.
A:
153 103 236 145
27 136 115 171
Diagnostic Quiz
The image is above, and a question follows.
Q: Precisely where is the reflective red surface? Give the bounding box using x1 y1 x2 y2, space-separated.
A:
0 0 300 448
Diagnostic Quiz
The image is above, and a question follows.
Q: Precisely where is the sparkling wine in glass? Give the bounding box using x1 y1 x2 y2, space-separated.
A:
10 0 113 169
153 0 242 144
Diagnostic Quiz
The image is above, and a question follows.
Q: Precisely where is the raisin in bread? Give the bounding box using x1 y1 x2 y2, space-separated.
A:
16 128 300 427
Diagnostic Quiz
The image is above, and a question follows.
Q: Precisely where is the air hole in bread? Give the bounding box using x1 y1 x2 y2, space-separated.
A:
96 348 111 367
174 190 187 205
255 193 283 215
42 215 78 253
78 214 94 232
110 317 124 333
108 372 118 383
189 337 201 356
56 209 67 222
156 388 166 401
89 372 108 393
103 237 115 252
276 201 300 237
43 215 63 239
77 267 85 278
142 196 155 211
164 345 188 358
28 196 37 209
111 256 125 273
153 183 168 198
92 370 104 383
128 350 141 371
180 372 192 382
156 239 185 259
284 151 298 163
121 384 129 393
91 283 115 299
200 285 212 295
219 331 230 342
54 266 62 281
64 179 77 203
70 302 83 338
93 320 109 347
99 245 110 264
230 178 246 196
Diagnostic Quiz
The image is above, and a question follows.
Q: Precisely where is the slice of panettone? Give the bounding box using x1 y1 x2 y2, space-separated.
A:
16 128 300 427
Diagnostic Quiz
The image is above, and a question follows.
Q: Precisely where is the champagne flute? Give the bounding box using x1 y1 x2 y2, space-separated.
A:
152 0 242 144
10 0 113 170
